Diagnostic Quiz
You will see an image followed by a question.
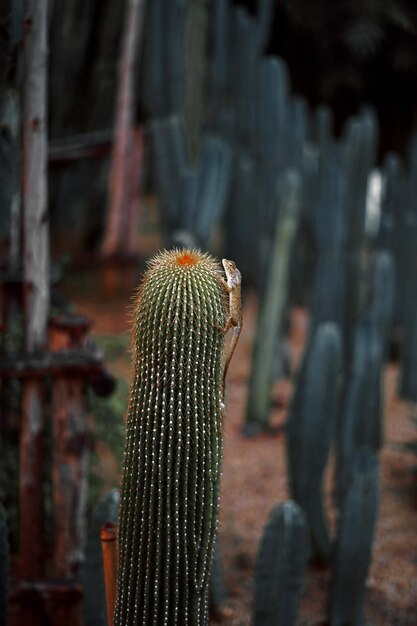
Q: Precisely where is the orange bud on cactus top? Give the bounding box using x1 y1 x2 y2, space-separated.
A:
175 250 199 267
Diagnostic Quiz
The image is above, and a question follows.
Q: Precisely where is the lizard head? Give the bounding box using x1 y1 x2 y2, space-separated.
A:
222 258 241 287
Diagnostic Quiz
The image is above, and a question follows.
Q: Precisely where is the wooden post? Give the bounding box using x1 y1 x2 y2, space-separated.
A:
100 522 118 626
19 0 49 579
49 314 92 578
102 0 145 258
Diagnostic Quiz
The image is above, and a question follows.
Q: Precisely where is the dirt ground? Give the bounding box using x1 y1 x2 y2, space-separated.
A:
67 268 417 626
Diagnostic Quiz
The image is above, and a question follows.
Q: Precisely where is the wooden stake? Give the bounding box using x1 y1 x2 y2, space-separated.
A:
100 522 118 626
20 0 49 579
50 315 92 578
102 0 145 258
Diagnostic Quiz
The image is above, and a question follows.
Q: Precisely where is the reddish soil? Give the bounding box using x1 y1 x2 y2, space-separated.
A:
67 268 417 626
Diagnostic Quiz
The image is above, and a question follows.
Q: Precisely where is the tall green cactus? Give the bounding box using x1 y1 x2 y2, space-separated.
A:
253 500 308 626
287 322 343 563
245 169 301 434
114 248 227 626
330 448 379 626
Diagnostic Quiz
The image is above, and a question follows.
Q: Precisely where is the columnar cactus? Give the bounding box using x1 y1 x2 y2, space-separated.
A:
287 322 343 563
253 501 308 626
330 448 380 626
114 249 227 626
245 169 301 434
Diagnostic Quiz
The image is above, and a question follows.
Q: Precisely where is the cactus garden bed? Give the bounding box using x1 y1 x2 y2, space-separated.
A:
66 269 417 626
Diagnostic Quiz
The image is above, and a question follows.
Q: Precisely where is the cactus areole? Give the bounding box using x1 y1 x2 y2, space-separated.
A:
114 249 228 626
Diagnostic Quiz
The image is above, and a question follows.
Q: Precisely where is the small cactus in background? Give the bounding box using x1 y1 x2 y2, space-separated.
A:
287 322 343 563
0 502 8 626
208 535 226 616
150 116 232 247
245 169 301 434
114 249 227 626
253 500 308 626
330 448 379 626
337 250 394 505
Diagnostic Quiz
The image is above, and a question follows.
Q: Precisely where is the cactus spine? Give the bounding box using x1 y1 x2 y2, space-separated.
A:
114 249 227 626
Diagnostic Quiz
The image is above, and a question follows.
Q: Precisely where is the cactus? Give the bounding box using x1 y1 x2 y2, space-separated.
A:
208 0 230 113
330 448 380 626
256 56 290 250
150 116 232 247
287 322 343 563
245 169 302 434
114 249 227 626
377 153 404 253
337 253 393 506
285 95 310 170
343 108 378 248
397 168 417 401
342 108 379 367
140 0 166 115
253 501 308 626
257 56 289 180
224 151 259 285
368 250 395 346
230 7 258 152
0 502 8 626
310 159 348 336
315 104 334 164
336 320 383 505
208 535 226 615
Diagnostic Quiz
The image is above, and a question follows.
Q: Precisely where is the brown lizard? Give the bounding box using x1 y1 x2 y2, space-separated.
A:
218 258 242 406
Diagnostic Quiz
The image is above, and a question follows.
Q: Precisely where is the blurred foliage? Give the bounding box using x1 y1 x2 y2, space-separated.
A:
93 332 130 363
87 333 128 512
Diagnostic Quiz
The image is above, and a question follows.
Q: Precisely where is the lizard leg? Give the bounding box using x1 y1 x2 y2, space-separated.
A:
217 317 233 334
221 324 242 404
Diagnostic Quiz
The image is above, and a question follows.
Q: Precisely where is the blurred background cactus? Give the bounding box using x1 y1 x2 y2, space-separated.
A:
287 322 343 564
253 500 308 626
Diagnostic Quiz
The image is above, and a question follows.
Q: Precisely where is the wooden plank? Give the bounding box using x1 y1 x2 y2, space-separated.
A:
0 348 104 378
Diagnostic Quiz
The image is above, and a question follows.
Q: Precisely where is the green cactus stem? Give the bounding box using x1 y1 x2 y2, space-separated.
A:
287 322 343 563
245 169 302 434
114 248 227 626
330 447 380 626
253 500 308 626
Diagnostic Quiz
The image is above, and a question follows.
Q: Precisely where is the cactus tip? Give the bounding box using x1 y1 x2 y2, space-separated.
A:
175 250 200 266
